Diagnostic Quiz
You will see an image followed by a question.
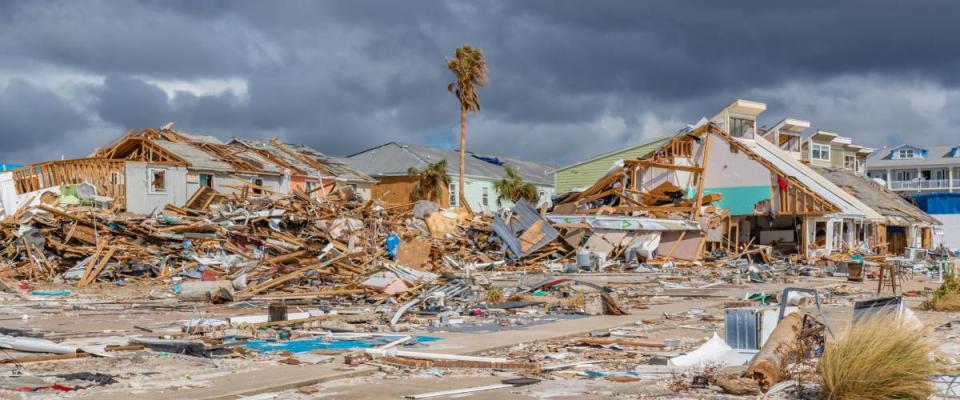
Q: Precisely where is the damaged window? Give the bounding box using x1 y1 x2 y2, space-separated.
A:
199 173 213 188
251 178 263 194
482 187 489 206
148 169 166 193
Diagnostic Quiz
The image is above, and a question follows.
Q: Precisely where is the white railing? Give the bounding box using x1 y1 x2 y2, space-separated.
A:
889 180 918 190
921 179 951 189
889 179 952 191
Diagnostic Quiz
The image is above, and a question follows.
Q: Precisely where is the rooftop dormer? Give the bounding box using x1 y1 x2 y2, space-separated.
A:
710 99 766 139
890 145 925 160
761 117 809 159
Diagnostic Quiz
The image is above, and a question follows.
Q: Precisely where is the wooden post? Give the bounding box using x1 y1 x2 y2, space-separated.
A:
692 132 713 218
744 312 805 392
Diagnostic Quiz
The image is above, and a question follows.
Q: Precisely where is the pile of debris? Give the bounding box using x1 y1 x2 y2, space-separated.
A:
4 185 615 311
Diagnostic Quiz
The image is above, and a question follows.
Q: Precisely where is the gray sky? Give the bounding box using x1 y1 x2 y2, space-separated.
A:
2 0 960 166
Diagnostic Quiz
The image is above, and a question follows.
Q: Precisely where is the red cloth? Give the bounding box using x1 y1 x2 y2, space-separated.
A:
777 175 788 191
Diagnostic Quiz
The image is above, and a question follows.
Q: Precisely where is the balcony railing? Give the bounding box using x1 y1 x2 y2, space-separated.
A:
889 179 952 191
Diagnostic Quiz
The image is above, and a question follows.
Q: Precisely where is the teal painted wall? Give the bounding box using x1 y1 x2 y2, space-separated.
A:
703 186 771 215
686 185 771 215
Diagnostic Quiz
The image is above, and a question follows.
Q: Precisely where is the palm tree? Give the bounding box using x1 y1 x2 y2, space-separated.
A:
493 166 538 206
447 44 488 210
408 159 451 202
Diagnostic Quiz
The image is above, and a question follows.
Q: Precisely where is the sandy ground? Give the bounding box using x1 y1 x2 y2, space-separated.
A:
1 271 957 399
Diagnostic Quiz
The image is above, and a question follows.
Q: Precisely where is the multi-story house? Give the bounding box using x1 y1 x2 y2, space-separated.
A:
800 130 871 175
866 144 960 193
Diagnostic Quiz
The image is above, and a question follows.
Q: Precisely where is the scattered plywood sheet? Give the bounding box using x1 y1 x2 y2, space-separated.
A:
561 227 588 248
656 230 705 261
425 211 459 238
582 231 627 259
396 237 431 268
518 220 546 254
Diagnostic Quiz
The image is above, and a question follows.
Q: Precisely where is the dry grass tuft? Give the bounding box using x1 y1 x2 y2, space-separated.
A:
923 273 960 311
818 316 937 400
484 287 503 304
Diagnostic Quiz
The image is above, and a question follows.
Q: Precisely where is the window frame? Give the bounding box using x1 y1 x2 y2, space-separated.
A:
148 168 167 194
199 173 214 188
811 143 831 161
898 148 915 159
844 154 856 170
448 184 458 208
251 177 264 194
729 117 754 138
481 186 489 206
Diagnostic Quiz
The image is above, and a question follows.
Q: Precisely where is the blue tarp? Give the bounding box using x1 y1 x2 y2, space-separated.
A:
245 335 441 353
911 193 960 215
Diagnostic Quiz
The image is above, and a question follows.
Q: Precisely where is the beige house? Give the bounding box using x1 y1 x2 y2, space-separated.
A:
801 130 871 175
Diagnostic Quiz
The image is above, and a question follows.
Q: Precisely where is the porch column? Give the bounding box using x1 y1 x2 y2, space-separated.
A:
917 167 922 193
825 220 834 254
886 168 892 189
950 167 955 193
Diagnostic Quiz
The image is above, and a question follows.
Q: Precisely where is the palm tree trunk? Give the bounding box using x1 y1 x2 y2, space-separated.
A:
458 104 468 210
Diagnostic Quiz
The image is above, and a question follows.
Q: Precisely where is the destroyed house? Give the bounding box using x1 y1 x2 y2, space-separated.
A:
228 137 375 200
346 142 555 212
1 158 127 217
557 122 844 260
284 142 376 200
93 128 288 213
745 131 884 257
811 165 941 254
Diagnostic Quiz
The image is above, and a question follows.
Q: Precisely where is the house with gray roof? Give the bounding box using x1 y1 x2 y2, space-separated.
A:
346 142 555 212
866 144 960 194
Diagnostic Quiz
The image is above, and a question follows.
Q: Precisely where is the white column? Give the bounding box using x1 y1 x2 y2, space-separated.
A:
886 168 892 189
825 220 835 254
917 167 922 192
947 167 953 192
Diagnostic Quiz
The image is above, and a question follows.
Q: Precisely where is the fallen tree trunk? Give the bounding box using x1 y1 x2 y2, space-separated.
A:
744 312 805 392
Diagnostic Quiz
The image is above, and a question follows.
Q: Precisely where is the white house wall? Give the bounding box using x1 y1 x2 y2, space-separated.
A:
0 172 16 217
454 177 554 213
125 163 189 214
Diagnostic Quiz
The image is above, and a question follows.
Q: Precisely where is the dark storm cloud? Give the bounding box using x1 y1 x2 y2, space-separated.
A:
0 79 93 163
2 0 960 165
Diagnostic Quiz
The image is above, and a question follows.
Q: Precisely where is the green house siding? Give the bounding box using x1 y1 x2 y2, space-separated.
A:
554 137 669 193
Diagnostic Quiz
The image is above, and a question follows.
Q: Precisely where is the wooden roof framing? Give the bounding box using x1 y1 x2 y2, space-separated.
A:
559 123 840 218
269 137 336 177
98 136 189 165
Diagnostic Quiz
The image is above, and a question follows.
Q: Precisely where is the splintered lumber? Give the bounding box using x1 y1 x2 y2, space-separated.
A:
518 220 546 254
236 252 352 299
79 247 116 287
575 337 665 348
744 312 805 392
